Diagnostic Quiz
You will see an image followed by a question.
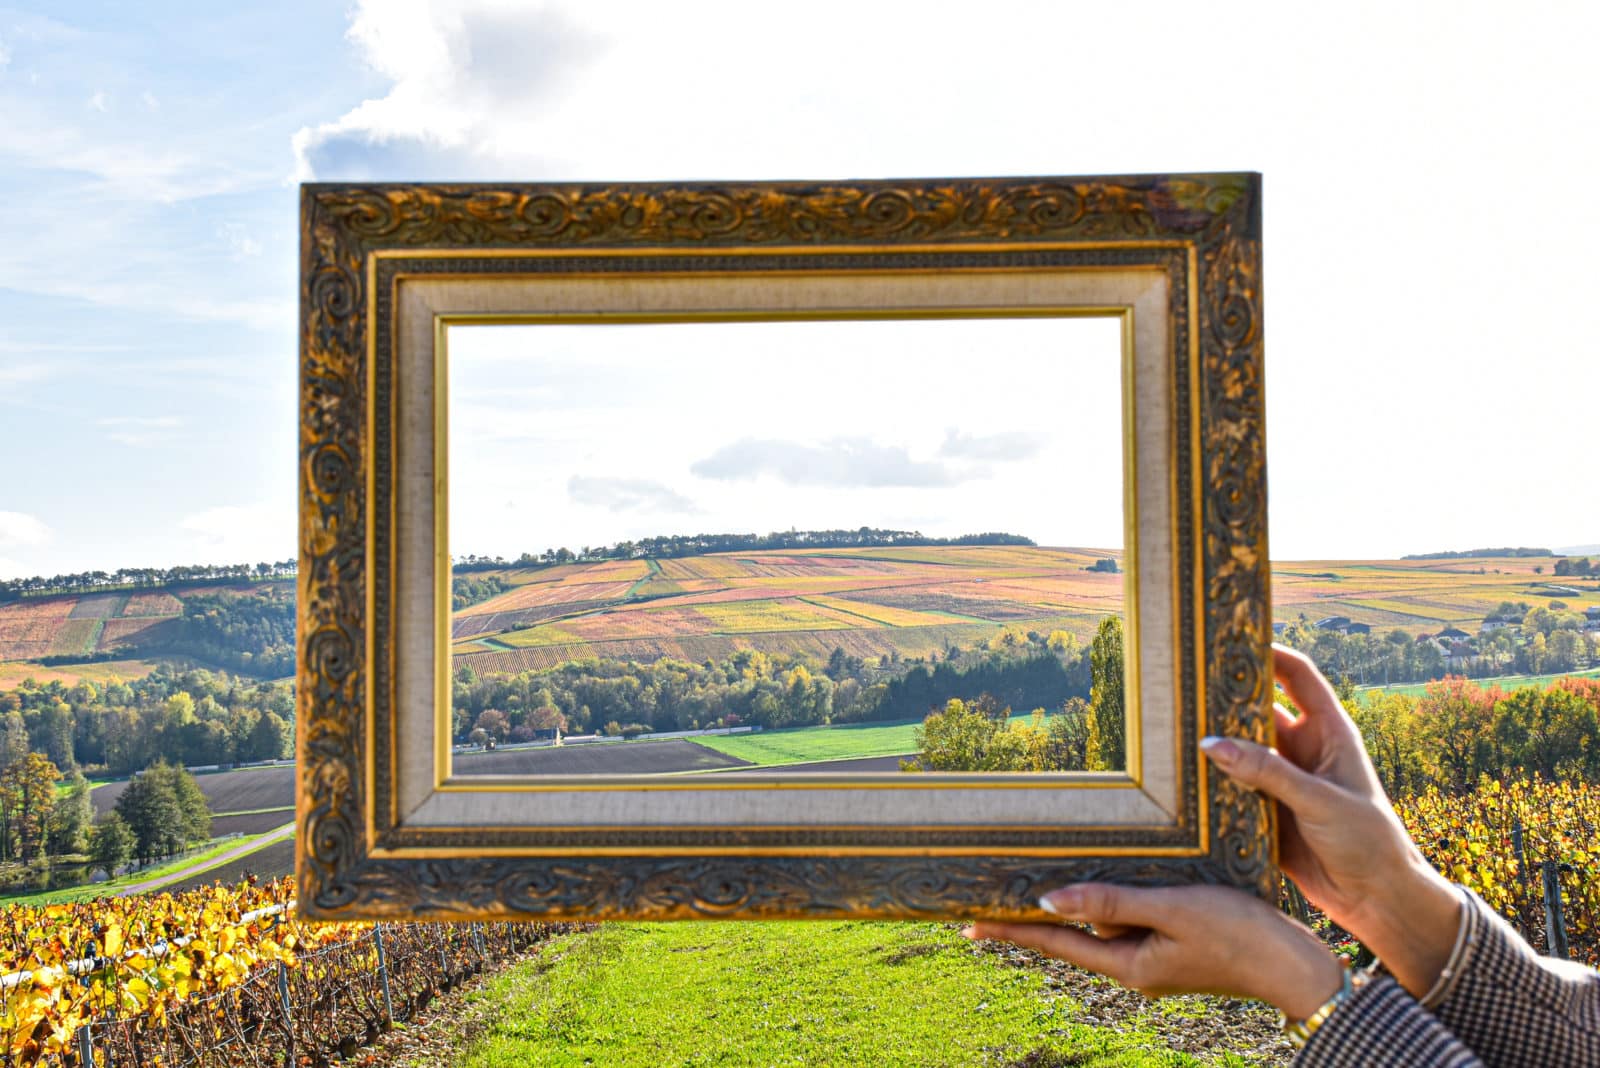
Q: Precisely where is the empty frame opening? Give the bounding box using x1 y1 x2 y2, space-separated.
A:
443 316 1133 778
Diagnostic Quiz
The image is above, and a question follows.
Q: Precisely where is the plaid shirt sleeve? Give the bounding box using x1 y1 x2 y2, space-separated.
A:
1295 885 1600 1067
1426 886 1600 1066
1295 973 1483 1066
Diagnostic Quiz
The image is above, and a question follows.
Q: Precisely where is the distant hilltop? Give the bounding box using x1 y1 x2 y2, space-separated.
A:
1402 547 1555 560
453 528 1036 572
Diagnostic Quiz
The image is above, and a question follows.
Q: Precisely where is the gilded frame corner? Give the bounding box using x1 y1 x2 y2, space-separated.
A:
296 174 1274 923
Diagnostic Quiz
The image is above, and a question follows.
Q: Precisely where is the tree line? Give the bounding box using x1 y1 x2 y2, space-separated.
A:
0 666 293 776
1401 548 1554 560
452 527 1034 573
1278 603 1598 687
451 625 1103 741
0 561 295 602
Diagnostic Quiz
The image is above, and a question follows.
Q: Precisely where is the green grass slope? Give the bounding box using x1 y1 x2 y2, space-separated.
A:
453 921 1226 1067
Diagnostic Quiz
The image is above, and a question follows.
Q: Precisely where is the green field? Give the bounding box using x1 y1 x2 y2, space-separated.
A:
443 921 1235 1068
692 720 923 765
692 710 1056 768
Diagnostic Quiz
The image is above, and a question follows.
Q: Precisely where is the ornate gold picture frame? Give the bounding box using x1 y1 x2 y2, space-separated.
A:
296 174 1273 922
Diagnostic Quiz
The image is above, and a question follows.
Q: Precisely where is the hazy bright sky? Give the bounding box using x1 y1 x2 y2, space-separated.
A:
449 319 1124 557
2 1 1598 578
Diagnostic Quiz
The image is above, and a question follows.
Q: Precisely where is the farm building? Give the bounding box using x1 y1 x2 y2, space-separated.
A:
1480 615 1520 632
1313 616 1369 635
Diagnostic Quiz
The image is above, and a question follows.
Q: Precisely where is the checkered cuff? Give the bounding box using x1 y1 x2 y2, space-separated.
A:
1295 973 1481 1066
1429 885 1600 1066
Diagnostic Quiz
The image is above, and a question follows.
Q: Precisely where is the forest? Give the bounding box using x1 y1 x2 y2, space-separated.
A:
449 626 1095 741
0 665 294 775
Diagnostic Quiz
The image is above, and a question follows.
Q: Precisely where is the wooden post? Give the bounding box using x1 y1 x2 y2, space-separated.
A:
277 960 296 1067
75 1023 93 1068
1512 818 1527 889
373 923 396 1024
1542 861 1570 960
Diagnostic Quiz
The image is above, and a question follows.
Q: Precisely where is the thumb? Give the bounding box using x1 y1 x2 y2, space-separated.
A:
1201 735 1334 815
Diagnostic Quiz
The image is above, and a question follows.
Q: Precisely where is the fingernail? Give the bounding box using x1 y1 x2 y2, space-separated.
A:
1200 736 1240 763
1038 887 1084 919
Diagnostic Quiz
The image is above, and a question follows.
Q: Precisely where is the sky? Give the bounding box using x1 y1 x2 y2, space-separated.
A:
1 0 1598 578
449 318 1125 557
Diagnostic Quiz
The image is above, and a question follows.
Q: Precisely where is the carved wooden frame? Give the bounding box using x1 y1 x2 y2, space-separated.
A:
296 173 1272 922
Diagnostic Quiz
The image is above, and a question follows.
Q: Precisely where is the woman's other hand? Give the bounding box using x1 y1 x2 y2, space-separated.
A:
1199 644 1461 998
965 883 1345 1020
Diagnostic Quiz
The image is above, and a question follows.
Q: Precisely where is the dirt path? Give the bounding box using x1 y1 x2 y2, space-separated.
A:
116 822 295 897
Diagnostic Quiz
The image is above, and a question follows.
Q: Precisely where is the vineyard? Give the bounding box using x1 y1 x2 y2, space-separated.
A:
0 878 563 1067
1399 776 1599 965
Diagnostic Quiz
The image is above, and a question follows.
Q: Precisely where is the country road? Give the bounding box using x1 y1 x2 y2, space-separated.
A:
116 822 295 897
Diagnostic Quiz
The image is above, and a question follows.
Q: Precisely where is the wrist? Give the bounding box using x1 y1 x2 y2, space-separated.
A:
1272 938 1347 1021
1347 857 1461 998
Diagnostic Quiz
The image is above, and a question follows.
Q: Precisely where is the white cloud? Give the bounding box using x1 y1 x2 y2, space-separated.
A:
141 90 159 111
692 438 973 489
0 33 10 70
939 429 1045 463
177 502 293 562
87 90 108 112
98 415 183 447
290 0 600 180
0 511 51 550
568 476 697 514
0 362 52 387
97 416 182 428
217 222 262 259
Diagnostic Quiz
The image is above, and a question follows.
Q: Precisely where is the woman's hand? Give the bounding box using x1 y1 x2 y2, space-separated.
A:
965 882 1345 1021
1199 645 1461 998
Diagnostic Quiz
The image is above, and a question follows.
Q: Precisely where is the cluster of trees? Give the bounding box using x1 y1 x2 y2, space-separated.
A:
98 763 212 869
452 527 1034 573
909 616 1126 772
0 727 212 883
0 745 93 866
0 667 293 776
1350 676 1600 798
452 573 512 611
1553 557 1597 577
0 561 295 602
451 624 1106 741
1279 604 1598 686
129 588 296 677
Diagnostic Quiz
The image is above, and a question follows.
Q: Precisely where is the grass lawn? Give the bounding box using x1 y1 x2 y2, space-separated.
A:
693 710 1066 768
0 825 287 905
451 921 1226 1067
691 720 922 765
1357 665 1600 698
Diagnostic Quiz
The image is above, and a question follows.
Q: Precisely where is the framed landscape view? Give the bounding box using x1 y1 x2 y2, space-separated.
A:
296 174 1273 923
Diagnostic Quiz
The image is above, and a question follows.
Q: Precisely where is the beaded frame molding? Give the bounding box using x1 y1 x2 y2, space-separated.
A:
296 173 1273 922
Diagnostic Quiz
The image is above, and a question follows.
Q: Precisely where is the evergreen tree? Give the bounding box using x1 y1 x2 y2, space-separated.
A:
1085 616 1126 771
